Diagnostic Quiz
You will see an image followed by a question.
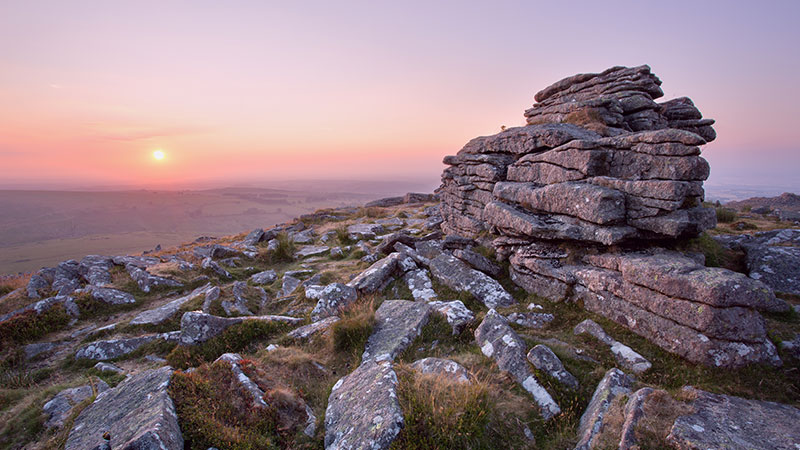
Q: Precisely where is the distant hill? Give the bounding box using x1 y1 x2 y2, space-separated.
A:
726 192 800 212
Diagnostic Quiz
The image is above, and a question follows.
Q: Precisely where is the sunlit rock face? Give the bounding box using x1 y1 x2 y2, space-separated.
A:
438 65 787 368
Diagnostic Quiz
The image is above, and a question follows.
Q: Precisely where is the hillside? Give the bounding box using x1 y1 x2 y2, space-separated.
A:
726 192 800 212
0 66 798 450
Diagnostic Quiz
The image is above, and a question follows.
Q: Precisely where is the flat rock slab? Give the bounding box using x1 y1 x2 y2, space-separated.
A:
667 387 800 450
410 357 471 384
506 311 555 329
250 269 277 285
362 300 432 363
429 254 515 309
127 265 182 293
428 300 474 334
526 344 578 390
87 286 136 305
288 316 340 340
347 252 417 294
44 380 110 429
75 335 161 360
325 360 404 450
129 283 213 326
65 367 183 450
746 244 800 296
575 319 652 374
475 309 560 419
295 245 330 258
575 368 633 450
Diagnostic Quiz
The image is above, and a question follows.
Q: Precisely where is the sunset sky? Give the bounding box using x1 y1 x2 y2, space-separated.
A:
1 1 798 191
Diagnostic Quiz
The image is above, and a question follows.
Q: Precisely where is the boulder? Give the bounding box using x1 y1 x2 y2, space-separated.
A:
617 387 654 450
347 252 416 294
93 362 124 374
402 268 438 302
666 387 800 450
309 283 358 321
452 248 502 277
475 310 560 419
75 334 170 360
126 265 182 293
201 257 232 278
179 311 302 345
78 255 114 287
347 223 385 240
428 300 474 334
505 311 554 329
86 286 136 305
362 300 432 364
250 269 277 285
288 316 340 340
429 254 515 309
295 245 330 258
574 319 652 374
325 360 404 450
65 367 183 450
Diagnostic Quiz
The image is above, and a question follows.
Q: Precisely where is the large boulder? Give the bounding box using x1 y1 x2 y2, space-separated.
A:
65 367 183 450
666 387 800 450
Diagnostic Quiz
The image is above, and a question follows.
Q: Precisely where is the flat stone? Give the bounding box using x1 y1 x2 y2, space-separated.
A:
347 252 416 294
65 367 183 450
279 274 302 297
362 300 432 364
325 360 404 450
295 245 330 258
126 265 183 293
505 311 555 329
288 316 340 340
745 244 800 296
79 255 114 287
429 254 515 308
129 283 213 326
87 286 136 305
179 311 302 345
347 223 385 240
618 387 654 450
475 309 560 419
75 335 161 360
452 248 502 277
410 357 472 383
666 387 800 450
526 345 578 390
216 353 268 407
250 269 277 285
93 362 124 374
575 368 633 450
44 380 110 429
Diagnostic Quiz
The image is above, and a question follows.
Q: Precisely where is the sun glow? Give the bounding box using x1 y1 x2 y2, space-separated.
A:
153 150 165 160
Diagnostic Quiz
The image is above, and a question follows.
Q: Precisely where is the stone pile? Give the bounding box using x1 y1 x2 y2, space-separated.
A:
438 65 787 367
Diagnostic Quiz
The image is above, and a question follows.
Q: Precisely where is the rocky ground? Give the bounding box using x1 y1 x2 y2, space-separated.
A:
1 66 799 450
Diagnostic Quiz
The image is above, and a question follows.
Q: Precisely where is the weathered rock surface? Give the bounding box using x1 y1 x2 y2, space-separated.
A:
410 357 472 383
250 269 277 285
717 229 800 296
526 344 578 390
574 319 652 374
402 268 437 302
86 286 136 305
575 368 633 450
325 360 404 450
452 248 502 277
347 252 416 294
429 254 514 308
617 387 654 450
216 353 268 407
44 379 110 429
475 309 560 419
295 245 330 258
310 283 358 321
362 300 432 364
65 367 183 450
666 387 800 450
126 264 182 293
506 311 554 329
75 333 173 360
129 283 213 326
79 255 115 287
288 316 340 340
221 281 264 316
93 362 124 374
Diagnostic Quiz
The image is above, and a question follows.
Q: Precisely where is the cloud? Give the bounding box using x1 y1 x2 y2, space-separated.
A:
85 124 212 142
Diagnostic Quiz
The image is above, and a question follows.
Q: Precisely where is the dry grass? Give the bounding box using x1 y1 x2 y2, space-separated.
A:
633 389 694 447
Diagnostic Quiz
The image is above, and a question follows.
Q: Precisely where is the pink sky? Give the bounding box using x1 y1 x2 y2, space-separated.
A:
1 1 798 190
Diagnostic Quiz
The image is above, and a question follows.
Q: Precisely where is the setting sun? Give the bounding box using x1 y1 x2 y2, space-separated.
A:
153 150 165 161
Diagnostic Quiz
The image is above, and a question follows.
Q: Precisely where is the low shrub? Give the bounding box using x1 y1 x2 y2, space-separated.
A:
0 304 71 347
334 226 354 246
715 207 737 223
170 361 281 449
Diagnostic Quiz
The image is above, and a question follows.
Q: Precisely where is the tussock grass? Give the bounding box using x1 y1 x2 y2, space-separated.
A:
0 304 71 348
675 233 744 272
257 232 296 265
334 226 354 246
330 298 375 358
715 207 737 223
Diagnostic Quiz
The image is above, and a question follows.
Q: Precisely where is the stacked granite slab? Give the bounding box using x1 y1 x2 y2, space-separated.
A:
438 65 786 368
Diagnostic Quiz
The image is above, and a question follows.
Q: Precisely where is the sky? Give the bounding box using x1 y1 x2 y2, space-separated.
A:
1 0 798 191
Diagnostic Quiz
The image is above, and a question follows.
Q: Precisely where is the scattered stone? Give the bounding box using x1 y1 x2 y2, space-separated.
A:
44 379 110 429
24 341 59 360
429 253 515 308
93 362 124 374
375 231 417 255
575 368 633 450
505 311 554 329
780 334 800 360
475 309 560 419
574 319 652 374
617 387 654 450
666 387 800 450
288 316 340 340
126 265 182 293
526 345 578 390
362 300 432 364
243 228 265 246
309 283 358 321
295 245 330 258
202 286 220 313
78 255 114 287
428 300 474 334
452 248 502 277
65 367 183 450
86 286 136 305
216 353 268 407
279 273 302 297
75 334 167 360
129 283 214 326
325 360 404 450
410 357 472 383
290 229 315 244
330 246 345 259
201 257 232 278
221 281 263 316
347 252 416 294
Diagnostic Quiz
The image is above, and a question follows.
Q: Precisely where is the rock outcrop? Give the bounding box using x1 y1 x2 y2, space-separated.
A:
437 65 784 368
65 367 183 450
